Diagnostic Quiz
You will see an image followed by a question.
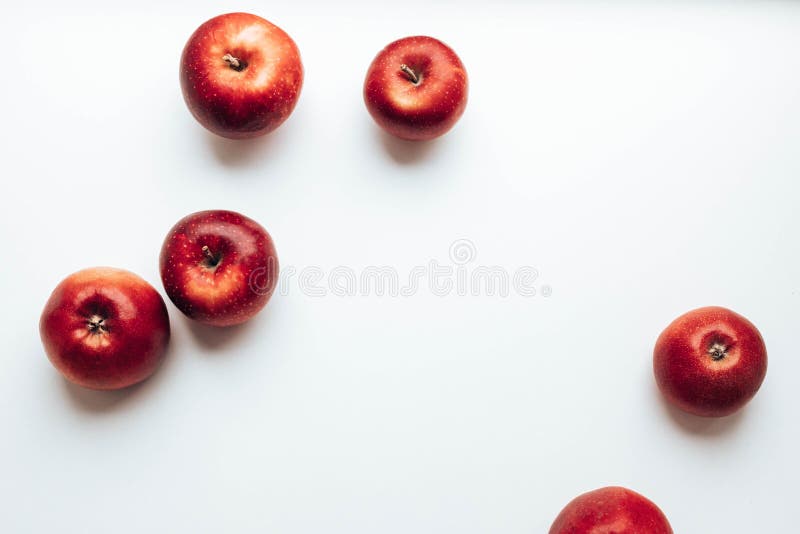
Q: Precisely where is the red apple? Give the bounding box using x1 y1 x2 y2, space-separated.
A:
364 35 468 141
550 486 673 534
180 12 303 139
654 306 767 417
39 267 171 390
160 210 279 327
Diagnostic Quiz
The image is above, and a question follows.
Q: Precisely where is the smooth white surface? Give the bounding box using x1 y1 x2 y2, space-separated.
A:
1 1 799 532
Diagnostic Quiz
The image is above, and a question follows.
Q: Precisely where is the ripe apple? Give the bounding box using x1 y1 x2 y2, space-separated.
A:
550 486 673 534
363 35 468 141
39 267 171 390
160 210 279 327
180 12 304 139
653 306 767 417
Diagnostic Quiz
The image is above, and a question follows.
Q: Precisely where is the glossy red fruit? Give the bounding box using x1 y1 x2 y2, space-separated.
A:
653 306 767 417
550 486 673 534
180 12 303 139
160 210 279 327
40 268 171 390
364 35 468 141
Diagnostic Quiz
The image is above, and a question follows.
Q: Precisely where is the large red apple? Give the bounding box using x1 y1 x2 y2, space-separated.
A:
364 35 468 141
654 306 767 417
40 267 171 390
160 210 279 327
550 486 673 534
180 12 304 139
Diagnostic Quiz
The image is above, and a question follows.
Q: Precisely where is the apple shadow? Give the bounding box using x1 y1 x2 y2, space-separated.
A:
205 127 288 168
185 318 258 351
378 129 440 165
61 378 144 414
657 390 746 438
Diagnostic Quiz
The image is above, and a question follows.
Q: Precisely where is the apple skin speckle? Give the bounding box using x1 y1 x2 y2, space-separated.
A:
160 210 279 327
180 12 303 139
364 35 468 141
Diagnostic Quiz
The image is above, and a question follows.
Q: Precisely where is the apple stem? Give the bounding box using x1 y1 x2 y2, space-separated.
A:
222 53 245 72
202 245 221 267
87 315 108 334
709 343 728 361
399 64 420 85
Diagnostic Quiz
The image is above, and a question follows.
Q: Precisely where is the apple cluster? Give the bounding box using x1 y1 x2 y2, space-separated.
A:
37 12 769 534
39 210 277 390
179 13 468 141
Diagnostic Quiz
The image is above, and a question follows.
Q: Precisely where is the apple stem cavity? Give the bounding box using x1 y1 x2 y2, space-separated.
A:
202 245 221 268
222 53 247 72
708 342 728 361
399 64 421 85
87 315 108 334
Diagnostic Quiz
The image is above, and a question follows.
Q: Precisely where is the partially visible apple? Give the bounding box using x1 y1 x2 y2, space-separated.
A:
364 35 468 141
40 267 171 390
550 486 673 534
160 210 279 327
180 12 304 139
654 306 767 417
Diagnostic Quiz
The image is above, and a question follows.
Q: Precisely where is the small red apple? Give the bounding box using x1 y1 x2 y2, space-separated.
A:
550 486 673 534
40 267 171 390
180 12 304 139
654 306 767 417
363 35 468 141
160 210 279 327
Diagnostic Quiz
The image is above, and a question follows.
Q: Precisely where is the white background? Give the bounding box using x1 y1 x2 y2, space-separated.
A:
1 1 799 532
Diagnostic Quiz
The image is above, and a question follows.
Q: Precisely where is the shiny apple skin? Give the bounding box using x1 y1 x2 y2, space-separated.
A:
160 210 279 327
180 12 304 139
654 306 767 417
39 267 171 390
364 35 468 141
550 486 673 534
